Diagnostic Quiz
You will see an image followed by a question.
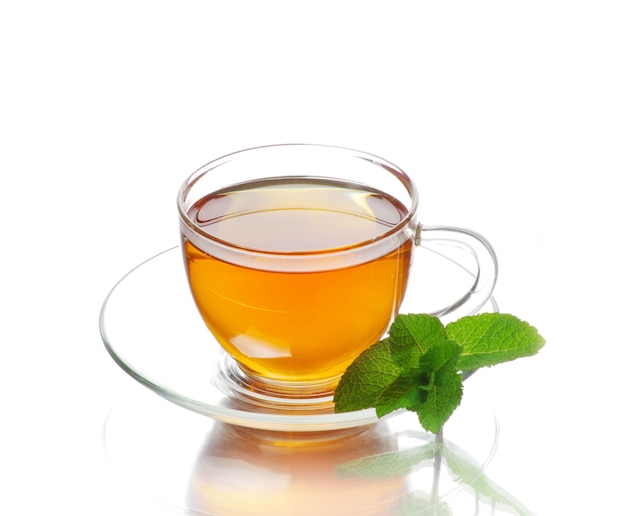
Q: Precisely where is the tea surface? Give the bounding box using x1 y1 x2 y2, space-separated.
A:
188 178 407 253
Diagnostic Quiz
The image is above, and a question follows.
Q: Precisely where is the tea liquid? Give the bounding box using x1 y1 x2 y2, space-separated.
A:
183 178 413 384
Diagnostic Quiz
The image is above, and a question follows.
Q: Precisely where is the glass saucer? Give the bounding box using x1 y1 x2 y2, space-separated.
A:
99 245 498 432
103 385 502 515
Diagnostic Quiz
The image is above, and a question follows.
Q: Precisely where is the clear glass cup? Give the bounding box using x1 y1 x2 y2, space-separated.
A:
177 144 497 406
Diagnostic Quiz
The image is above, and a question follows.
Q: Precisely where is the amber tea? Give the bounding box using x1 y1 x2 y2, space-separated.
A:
182 178 413 386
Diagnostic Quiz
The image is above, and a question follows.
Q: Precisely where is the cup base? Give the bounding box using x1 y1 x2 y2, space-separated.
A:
215 354 339 413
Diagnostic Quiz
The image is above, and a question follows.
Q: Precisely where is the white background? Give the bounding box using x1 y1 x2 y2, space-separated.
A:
1 1 624 514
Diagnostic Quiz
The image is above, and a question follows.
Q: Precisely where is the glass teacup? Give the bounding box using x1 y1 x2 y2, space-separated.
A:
177 144 497 405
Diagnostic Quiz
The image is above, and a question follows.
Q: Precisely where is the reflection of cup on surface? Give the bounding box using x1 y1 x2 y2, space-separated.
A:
186 423 406 516
178 144 497 401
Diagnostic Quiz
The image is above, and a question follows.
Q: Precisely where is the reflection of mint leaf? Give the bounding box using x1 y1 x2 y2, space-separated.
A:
397 491 453 516
334 312 544 433
443 443 535 515
336 438 533 516
447 313 545 371
336 441 440 479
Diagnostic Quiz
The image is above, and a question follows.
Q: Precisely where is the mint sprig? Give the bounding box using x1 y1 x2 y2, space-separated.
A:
334 313 545 433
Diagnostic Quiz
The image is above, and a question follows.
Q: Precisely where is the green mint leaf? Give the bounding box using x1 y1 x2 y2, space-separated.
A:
389 314 447 365
374 336 462 421
333 338 401 413
415 372 462 434
334 311 544 435
446 313 545 371
374 374 424 419
413 339 464 433
419 338 463 379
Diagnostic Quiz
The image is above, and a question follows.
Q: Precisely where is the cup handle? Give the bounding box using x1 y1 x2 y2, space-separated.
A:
416 224 499 319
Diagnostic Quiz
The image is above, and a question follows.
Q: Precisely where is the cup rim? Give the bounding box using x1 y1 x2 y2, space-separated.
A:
177 143 419 257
